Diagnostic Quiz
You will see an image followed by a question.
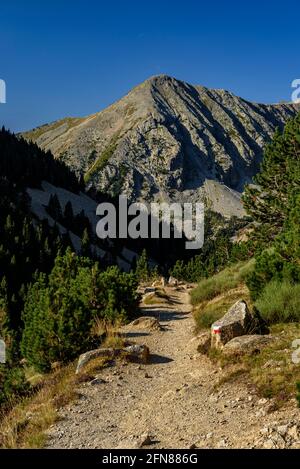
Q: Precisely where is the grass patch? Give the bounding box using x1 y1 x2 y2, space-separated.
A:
0 364 77 448
84 131 121 183
191 262 300 406
0 355 107 448
210 323 300 407
91 317 125 349
255 280 300 324
190 259 254 306
193 286 251 330
215 365 248 388
245 323 300 403
24 117 84 141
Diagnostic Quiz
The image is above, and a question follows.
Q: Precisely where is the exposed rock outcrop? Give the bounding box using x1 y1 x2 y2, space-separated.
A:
211 300 267 349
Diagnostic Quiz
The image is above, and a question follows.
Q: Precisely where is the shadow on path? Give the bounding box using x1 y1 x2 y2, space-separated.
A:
149 354 174 364
122 332 150 338
140 306 190 323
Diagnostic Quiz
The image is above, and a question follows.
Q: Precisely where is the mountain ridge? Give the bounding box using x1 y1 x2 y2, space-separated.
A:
23 75 299 218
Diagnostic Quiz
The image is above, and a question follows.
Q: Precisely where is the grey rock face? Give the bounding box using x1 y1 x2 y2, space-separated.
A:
23 75 299 218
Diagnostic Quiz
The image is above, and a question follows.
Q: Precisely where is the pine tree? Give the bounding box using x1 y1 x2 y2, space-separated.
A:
135 249 149 282
244 114 300 299
47 194 62 220
64 201 74 228
81 228 92 258
21 249 139 371
243 113 300 244
21 250 95 371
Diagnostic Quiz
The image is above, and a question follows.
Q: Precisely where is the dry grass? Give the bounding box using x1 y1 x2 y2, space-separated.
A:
76 356 108 377
191 259 300 406
190 259 254 306
0 364 78 448
193 285 251 330
91 317 126 349
0 354 109 449
214 364 249 389
209 323 300 406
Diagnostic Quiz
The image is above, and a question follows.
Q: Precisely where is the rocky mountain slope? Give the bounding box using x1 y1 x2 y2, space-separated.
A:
23 75 299 218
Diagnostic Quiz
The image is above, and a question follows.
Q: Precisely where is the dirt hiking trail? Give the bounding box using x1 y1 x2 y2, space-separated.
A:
46 286 300 449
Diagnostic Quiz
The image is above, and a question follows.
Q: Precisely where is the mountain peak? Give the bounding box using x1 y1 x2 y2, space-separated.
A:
23 77 299 218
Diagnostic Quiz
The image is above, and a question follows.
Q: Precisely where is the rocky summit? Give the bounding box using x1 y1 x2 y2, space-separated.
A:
23 75 299 218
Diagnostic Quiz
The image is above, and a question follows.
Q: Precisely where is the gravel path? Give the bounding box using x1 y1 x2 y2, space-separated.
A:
46 287 300 449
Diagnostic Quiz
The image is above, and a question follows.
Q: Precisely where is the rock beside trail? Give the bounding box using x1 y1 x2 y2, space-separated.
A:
76 344 150 374
222 335 276 356
189 332 211 354
152 277 166 287
125 316 162 331
115 432 153 449
211 300 267 349
168 276 178 286
255 420 300 449
125 344 150 363
76 348 120 374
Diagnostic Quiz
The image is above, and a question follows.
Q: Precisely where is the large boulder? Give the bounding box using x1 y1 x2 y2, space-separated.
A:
211 300 268 349
222 335 276 357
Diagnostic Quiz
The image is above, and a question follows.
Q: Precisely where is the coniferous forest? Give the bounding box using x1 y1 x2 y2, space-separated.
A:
0 127 251 407
0 111 299 445
0 128 140 405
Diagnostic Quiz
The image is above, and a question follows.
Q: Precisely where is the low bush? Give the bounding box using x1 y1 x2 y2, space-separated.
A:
21 249 139 372
255 280 300 324
0 366 30 407
190 259 254 306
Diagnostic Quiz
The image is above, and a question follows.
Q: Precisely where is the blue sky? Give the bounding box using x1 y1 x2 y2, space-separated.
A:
0 0 299 131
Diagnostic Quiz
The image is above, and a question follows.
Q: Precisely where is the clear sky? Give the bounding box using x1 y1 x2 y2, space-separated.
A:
0 0 299 132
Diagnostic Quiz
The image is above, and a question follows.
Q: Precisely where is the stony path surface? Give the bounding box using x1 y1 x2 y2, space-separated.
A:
46 287 300 449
